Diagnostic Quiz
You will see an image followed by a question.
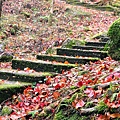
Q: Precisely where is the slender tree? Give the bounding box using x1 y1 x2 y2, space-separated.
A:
48 0 54 26
0 0 2 18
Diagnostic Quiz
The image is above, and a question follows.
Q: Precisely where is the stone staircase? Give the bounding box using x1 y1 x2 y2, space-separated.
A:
0 40 108 103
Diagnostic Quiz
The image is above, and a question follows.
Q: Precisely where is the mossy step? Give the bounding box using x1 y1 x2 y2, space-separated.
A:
0 55 13 62
0 81 31 103
66 1 116 12
57 48 108 59
36 54 100 64
0 69 53 83
85 42 107 47
72 45 108 51
12 59 77 73
99 37 110 42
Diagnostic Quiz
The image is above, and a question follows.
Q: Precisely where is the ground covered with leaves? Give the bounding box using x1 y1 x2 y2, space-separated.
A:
0 0 120 120
0 57 120 119
0 0 118 58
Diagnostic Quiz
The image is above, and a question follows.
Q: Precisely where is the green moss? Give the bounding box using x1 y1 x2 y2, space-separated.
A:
57 48 108 59
54 110 83 120
85 101 94 108
1 106 12 116
96 101 108 113
108 18 120 60
0 55 13 62
0 69 53 83
92 32 107 39
37 54 99 64
62 39 85 48
0 82 31 103
78 70 89 75
54 101 88 120
0 82 31 90
21 11 30 18
12 59 76 73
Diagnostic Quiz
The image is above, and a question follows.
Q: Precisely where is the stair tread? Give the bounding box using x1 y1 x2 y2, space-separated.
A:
0 68 54 83
37 54 100 60
0 80 31 103
12 59 77 73
86 41 107 44
0 80 31 89
72 45 107 49
85 41 107 47
0 68 53 77
57 48 108 59
57 48 108 53
37 54 100 64
12 59 76 66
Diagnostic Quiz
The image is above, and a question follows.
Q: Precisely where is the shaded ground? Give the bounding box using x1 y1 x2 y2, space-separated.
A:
0 0 118 59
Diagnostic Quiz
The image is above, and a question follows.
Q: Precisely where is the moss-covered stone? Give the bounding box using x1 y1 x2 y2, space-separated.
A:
62 38 85 48
12 59 76 73
0 82 31 103
57 48 108 59
72 45 108 51
66 0 118 12
0 55 13 62
107 18 120 60
0 69 53 83
85 41 107 47
37 54 100 64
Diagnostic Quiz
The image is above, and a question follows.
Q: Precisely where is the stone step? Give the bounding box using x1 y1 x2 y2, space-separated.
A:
0 69 54 83
12 59 77 73
36 54 100 64
0 80 31 103
99 36 110 42
0 54 13 62
57 48 108 59
72 45 108 51
85 41 107 47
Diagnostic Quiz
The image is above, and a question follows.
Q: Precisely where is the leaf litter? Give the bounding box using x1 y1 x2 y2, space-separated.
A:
0 0 120 119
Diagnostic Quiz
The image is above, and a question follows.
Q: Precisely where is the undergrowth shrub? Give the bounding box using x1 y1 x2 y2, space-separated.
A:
107 18 120 60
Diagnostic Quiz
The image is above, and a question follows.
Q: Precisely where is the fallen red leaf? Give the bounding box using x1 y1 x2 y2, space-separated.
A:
84 88 96 98
75 99 85 109
54 84 61 90
110 113 120 118
98 114 110 120
77 81 83 87
53 91 60 99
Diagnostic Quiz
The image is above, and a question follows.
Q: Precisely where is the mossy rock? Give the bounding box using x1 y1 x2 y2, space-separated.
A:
107 18 120 60
62 38 85 48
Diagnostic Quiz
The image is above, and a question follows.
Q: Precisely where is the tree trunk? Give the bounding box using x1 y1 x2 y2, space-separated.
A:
0 0 2 18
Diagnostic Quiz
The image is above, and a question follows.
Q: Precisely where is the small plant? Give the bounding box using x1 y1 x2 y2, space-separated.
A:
96 100 108 113
46 47 56 54
1 106 12 116
21 11 31 18
9 24 19 35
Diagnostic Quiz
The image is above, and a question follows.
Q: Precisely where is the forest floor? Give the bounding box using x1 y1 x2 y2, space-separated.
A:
0 0 120 119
